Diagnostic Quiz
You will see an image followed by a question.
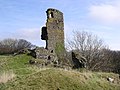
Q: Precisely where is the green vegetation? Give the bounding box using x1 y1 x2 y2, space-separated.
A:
0 54 33 75
55 43 65 57
0 54 120 90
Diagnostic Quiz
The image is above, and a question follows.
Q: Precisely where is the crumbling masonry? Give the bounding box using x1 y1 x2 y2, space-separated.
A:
36 8 65 63
30 8 86 68
42 8 64 50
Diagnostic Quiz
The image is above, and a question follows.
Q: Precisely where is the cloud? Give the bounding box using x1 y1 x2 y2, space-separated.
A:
89 3 120 23
15 28 46 47
0 28 45 46
13 28 40 40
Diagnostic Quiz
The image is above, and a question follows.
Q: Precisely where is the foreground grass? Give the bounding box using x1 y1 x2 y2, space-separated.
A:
0 54 120 90
1 68 120 90
0 54 33 75
0 71 15 83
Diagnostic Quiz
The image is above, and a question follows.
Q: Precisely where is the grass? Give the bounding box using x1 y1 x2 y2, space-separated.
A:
2 68 120 90
0 71 15 84
0 54 33 75
0 54 120 90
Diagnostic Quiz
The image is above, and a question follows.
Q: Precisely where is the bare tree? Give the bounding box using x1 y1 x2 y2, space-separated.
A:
0 39 18 54
0 38 33 54
67 31 109 70
16 39 32 51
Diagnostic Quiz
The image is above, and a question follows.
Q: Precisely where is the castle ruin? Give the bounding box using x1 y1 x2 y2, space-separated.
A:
41 8 64 50
29 8 86 69
35 8 65 63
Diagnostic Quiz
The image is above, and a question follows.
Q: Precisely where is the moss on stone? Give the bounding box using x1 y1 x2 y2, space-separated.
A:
55 42 65 58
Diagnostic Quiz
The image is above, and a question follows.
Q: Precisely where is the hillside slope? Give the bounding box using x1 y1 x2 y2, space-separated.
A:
0 54 120 90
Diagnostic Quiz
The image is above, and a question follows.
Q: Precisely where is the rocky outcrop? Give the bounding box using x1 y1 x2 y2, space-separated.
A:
72 52 87 69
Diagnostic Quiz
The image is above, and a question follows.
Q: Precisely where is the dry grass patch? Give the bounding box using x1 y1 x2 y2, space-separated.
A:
0 71 15 83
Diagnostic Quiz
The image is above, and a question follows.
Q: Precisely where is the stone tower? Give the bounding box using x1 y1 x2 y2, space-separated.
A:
41 8 65 56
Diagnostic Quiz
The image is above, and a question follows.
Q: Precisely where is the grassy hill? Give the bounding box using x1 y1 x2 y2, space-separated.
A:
0 54 120 90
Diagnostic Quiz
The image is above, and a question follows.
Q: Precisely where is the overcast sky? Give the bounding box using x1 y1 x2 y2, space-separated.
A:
0 0 120 50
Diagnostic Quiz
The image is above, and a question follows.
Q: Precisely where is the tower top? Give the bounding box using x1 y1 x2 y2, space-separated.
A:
46 8 63 20
46 8 63 14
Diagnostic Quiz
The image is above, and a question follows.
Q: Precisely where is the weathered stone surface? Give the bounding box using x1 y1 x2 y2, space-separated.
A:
34 9 82 69
41 8 65 54
35 8 65 64
72 52 87 69
35 47 57 61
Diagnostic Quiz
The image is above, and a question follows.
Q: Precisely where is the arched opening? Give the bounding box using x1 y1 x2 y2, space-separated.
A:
49 12 54 18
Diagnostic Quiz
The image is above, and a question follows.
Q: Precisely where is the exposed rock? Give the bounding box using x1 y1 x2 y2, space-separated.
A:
29 60 37 64
107 77 114 83
72 52 87 69
13 48 31 56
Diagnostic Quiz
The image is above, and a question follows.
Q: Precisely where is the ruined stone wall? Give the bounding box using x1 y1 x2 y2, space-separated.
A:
35 47 49 59
41 8 65 57
46 8 64 51
35 47 58 61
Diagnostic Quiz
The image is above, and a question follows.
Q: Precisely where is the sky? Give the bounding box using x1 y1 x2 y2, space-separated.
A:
0 0 120 50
